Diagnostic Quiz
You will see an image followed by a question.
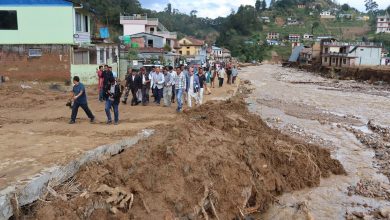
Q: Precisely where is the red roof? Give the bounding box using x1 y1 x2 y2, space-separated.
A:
180 37 205 46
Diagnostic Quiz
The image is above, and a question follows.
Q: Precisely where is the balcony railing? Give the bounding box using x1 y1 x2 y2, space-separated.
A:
323 41 382 47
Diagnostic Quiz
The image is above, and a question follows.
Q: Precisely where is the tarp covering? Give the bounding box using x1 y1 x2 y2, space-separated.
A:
288 45 304 62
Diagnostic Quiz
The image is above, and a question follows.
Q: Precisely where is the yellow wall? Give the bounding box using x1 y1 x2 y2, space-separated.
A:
178 45 202 56
178 38 202 56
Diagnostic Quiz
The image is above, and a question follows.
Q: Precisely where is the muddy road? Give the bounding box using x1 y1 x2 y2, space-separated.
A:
240 64 390 219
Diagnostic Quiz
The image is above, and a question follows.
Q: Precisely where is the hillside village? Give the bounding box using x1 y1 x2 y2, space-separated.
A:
0 0 389 83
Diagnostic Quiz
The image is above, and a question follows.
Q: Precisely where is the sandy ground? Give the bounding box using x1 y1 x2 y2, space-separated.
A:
0 81 236 191
239 64 390 219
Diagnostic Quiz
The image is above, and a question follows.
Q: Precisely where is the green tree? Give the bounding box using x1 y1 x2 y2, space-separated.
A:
128 48 139 60
386 5 390 15
364 0 378 13
163 44 172 52
311 21 320 34
261 0 267 11
165 3 172 14
341 3 350 11
270 0 276 8
255 0 261 12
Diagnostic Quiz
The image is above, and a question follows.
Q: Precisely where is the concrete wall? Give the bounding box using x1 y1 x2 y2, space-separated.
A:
0 45 71 81
0 6 74 44
350 47 381 66
123 24 145 36
71 62 119 85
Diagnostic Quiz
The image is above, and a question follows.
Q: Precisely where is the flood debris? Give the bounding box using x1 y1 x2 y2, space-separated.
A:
22 93 345 219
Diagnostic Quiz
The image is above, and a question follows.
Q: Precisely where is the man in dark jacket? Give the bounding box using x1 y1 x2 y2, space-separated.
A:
139 67 150 105
104 77 122 124
127 69 142 106
102 65 113 90
122 67 132 104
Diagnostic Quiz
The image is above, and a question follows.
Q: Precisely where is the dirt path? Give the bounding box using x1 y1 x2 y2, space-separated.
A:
0 81 236 191
240 64 390 219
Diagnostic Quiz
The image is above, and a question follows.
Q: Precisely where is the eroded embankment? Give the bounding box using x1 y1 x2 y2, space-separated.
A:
22 89 345 220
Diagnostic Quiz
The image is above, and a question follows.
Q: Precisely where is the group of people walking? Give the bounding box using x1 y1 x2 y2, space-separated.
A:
69 63 238 125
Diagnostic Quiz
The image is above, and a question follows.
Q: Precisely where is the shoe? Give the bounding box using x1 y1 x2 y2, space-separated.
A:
90 117 95 123
106 120 112 124
142 103 147 106
69 120 75 124
156 103 160 106
114 121 119 125
131 103 134 106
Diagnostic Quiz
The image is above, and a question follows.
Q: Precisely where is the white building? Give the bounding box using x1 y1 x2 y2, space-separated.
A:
320 11 335 19
376 15 390 33
303 33 314 40
120 14 177 49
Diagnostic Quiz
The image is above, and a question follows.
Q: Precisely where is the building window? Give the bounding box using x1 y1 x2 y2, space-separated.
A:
150 28 154 32
343 58 347 64
332 58 335 63
360 49 364 51
74 51 89 64
100 48 104 64
76 13 82 32
187 47 190 49
84 15 88 32
325 48 329 53
106 48 110 60
179 51 182 55
148 39 153 47
186 51 190 55
28 49 42 57
324 57 328 62
0 10 18 30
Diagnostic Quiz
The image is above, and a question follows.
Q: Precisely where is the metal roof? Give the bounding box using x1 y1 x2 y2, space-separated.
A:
0 0 73 6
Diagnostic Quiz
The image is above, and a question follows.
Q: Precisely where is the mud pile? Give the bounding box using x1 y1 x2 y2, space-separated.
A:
26 97 345 219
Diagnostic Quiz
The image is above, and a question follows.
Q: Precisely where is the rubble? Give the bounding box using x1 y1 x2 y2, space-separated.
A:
23 96 345 219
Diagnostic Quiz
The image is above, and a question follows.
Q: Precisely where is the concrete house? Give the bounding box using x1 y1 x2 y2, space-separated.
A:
267 32 280 40
320 11 336 19
289 34 301 42
376 14 390 33
129 32 164 48
260 16 270 23
0 0 117 82
178 37 206 63
287 18 299 25
303 33 314 40
321 42 382 67
120 14 177 50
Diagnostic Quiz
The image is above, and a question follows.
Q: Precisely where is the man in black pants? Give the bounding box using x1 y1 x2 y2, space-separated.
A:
69 76 95 124
127 69 142 106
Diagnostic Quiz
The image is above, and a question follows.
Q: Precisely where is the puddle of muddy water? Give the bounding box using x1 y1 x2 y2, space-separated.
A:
239 66 390 219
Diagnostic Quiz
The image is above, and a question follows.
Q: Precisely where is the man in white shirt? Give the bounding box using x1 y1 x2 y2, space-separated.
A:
152 67 165 105
169 66 177 103
185 67 200 108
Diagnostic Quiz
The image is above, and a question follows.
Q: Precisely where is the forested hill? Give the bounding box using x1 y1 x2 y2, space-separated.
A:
79 0 389 62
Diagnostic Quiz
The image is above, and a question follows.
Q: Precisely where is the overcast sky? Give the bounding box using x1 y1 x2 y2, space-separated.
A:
139 0 389 19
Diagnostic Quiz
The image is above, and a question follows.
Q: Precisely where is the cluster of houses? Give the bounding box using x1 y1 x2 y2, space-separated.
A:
266 32 316 46
289 38 390 67
0 0 231 84
119 14 231 69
